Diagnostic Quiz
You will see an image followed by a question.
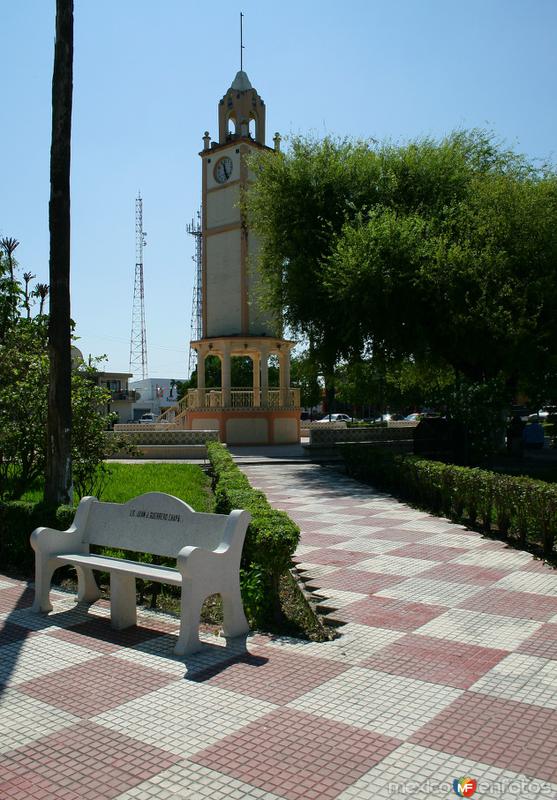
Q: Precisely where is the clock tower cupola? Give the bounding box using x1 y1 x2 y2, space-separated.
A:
185 67 300 445
218 70 266 145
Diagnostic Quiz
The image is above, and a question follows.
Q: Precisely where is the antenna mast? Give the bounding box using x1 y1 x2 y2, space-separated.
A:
187 210 202 378
240 11 244 70
129 192 148 379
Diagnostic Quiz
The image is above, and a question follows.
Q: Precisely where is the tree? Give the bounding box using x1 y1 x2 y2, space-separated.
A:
45 0 74 505
0 238 122 500
246 132 557 459
246 137 384 410
33 283 49 316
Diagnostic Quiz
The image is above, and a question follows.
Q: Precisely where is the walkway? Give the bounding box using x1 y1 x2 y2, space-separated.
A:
0 463 556 799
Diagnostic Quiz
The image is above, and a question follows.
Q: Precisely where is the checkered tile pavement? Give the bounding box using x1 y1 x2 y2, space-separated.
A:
1 462 556 799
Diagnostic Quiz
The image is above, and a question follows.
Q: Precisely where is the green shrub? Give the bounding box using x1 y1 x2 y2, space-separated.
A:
341 444 557 557
0 501 74 574
207 441 300 623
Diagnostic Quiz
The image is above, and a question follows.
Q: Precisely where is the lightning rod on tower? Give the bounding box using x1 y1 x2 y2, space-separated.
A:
129 192 148 379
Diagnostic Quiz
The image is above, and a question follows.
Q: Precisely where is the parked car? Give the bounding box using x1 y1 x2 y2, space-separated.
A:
139 412 158 424
315 413 352 423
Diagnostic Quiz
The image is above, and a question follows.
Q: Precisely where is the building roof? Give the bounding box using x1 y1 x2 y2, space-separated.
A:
230 70 253 91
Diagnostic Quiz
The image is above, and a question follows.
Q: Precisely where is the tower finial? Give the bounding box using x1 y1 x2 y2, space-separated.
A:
240 12 244 71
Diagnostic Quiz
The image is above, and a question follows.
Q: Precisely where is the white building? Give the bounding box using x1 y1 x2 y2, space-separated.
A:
130 378 183 420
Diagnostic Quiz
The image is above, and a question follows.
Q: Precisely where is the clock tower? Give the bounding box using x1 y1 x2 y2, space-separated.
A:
186 70 300 444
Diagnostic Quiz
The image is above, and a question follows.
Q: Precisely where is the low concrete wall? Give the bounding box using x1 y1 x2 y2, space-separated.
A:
309 427 412 446
107 429 219 446
306 426 415 461
387 420 420 429
114 423 179 432
112 444 208 460
300 421 347 437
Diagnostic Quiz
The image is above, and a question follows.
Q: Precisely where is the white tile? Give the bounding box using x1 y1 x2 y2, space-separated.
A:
494 571 557 597
317 588 368 608
375 576 483 607
416 608 542 650
451 550 534 570
337 742 557 800
0 633 101 686
0 688 80 753
351 554 437 577
94 680 276 758
290 666 461 739
470 652 557 709
329 538 401 554
115 759 284 800
420 531 488 549
258 624 404 665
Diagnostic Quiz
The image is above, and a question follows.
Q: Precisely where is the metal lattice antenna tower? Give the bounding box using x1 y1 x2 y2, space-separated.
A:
187 210 202 378
129 192 148 378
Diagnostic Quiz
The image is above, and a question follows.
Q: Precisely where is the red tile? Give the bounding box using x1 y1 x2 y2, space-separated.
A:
314 568 405 595
411 692 557 783
389 543 468 562
190 645 347 703
419 562 511 586
363 528 435 542
0 621 37 647
0 720 179 800
335 596 446 630
458 588 557 621
517 623 557 660
299 533 352 547
17 654 179 717
49 615 170 651
296 548 369 568
361 634 508 689
0 584 35 614
191 707 401 800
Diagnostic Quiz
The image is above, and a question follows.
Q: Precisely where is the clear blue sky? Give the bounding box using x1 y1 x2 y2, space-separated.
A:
1 0 556 378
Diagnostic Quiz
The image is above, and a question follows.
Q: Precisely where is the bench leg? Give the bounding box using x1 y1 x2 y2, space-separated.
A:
110 573 137 630
221 585 249 639
174 583 204 656
32 557 56 613
76 566 101 604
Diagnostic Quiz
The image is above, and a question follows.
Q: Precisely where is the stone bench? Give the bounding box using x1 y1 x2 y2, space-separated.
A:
30 492 250 655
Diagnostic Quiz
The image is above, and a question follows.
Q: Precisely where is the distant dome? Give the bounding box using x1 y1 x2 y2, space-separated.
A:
230 70 252 91
71 346 85 369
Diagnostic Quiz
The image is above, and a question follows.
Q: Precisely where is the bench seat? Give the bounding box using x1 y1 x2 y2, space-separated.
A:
57 554 183 586
31 492 251 655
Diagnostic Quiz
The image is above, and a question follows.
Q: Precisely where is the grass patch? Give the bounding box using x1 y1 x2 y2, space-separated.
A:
98 463 214 511
19 463 215 511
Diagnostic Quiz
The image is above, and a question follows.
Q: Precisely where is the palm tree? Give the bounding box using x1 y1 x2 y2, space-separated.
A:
45 0 74 505
23 272 36 318
0 237 19 285
33 283 50 316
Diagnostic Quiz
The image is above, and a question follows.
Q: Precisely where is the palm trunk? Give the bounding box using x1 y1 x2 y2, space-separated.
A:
45 0 73 505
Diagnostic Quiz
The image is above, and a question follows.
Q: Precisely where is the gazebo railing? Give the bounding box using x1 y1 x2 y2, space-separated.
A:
185 387 300 410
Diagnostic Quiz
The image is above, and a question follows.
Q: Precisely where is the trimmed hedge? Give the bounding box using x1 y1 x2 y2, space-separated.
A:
0 501 74 575
207 442 300 621
341 445 557 557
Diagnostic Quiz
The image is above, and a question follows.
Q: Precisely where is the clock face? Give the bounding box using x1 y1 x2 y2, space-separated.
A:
214 156 233 184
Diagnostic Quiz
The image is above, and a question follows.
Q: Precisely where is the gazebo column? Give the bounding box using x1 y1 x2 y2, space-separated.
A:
221 344 231 408
280 349 291 407
252 353 260 407
260 345 269 408
197 347 206 407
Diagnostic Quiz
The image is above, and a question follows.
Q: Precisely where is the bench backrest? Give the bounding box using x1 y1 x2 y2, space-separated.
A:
81 493 230 557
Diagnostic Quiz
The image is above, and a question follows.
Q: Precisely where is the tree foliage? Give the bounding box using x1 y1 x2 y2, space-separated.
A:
246 131 557 449
0 237 124 500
